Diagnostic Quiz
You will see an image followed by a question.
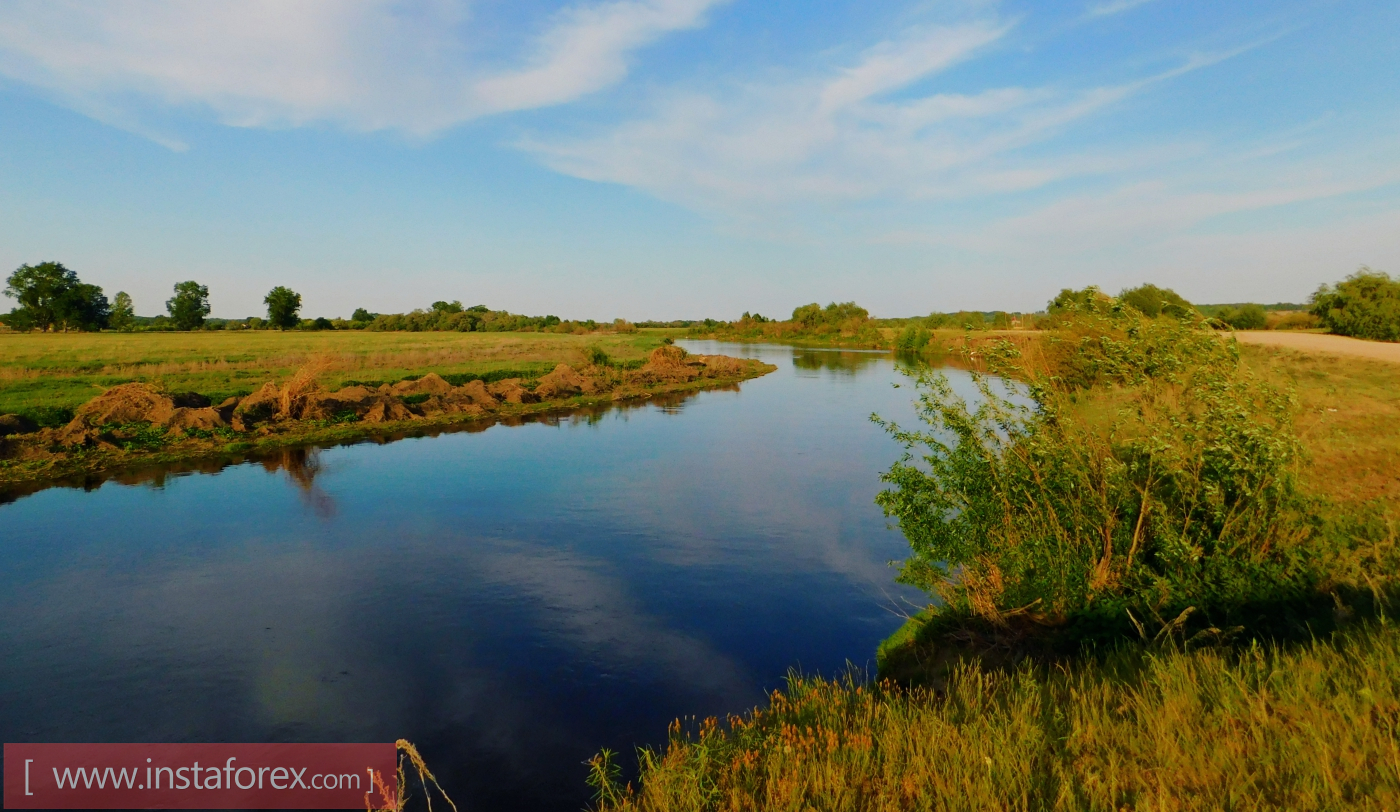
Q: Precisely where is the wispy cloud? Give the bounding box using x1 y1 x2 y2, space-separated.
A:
522 22 1247 213
1086 0 1157 19
0 0 725 142
476 0 726 112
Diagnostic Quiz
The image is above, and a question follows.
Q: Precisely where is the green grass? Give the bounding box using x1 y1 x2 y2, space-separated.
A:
592 621 1400 811
0 329 678 414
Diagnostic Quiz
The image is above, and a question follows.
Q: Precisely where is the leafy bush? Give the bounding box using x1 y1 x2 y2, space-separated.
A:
1212 303 1268 330
1310 267 1400 341
791 301 869 329
874 295 1332 639
923 310 989 330
894 325 932 351
1118 283 1196 319
582 345 612 367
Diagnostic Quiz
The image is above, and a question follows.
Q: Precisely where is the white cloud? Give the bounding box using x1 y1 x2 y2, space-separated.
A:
1086 0 1157 19
522 22 1243 212
0 0 724 139
477 0 724 112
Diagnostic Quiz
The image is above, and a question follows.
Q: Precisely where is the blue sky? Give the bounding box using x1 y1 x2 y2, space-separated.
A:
1 0 1396 320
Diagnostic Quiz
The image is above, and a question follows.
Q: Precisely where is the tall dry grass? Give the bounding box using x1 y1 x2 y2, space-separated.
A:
591 621 1400 811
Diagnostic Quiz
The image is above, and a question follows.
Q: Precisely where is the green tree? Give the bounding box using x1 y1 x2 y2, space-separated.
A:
6 261 79 330
1118 283 1195 319
63 283 111 331
431 300 464 314
1310 267 1400 342
166 281 211 330
351 308 376 323
109 292 136 331
264 286 302 330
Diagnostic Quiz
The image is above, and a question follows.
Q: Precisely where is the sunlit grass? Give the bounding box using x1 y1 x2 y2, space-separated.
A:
0 329 675 413
591 621 1400 811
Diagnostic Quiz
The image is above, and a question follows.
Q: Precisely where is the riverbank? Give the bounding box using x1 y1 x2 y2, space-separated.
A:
590 620 1400 811
0 346 775 492
588 303 1400 810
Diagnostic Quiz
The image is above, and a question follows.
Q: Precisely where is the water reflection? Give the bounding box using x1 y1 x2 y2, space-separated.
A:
0 341 970 811
791 348 887 375
0 388 706 508
266 448 335 517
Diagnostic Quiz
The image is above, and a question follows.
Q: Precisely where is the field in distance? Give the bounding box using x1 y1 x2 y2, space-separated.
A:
0 328 682 415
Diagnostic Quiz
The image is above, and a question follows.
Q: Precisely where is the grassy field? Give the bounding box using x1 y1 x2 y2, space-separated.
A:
1242 344 1400 509
0 329 679 416
592 621 1400 811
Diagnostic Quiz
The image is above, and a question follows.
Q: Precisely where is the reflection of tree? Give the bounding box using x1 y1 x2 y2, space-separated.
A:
790 349 886 375
262 448 335 518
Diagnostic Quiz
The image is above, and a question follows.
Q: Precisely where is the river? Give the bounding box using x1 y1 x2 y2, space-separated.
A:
0 341 977 811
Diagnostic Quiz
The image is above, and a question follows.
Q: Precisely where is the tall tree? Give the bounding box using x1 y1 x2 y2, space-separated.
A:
166 281 211 330
264 286 302 330
62 283 111 331
5 261 76 331
109 292 135 331
3 261 109 331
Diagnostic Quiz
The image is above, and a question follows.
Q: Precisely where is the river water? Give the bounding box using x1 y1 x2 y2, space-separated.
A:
0 341 974 811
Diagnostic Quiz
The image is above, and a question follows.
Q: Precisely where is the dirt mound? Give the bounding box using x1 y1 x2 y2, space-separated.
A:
71 383 177 427
534 364 586 399
455 380 500 408
0 414 38 437
487 378 540 404
165 407 226 432
393 373 455 396
232 382 280 430
362 399 416 423
298 385 377 421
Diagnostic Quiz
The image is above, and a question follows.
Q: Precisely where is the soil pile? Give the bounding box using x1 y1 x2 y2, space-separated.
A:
534 364 589 399
392 373 455 396
486 378 539 404
233 382 281 430
71 383 177 427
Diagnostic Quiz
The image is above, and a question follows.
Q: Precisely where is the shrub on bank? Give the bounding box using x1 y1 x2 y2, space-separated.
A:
1311 267 1400 342
874 297 1340 645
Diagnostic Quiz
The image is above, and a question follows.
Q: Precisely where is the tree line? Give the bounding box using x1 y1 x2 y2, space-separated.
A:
1 262 307 332
5 260 1396 341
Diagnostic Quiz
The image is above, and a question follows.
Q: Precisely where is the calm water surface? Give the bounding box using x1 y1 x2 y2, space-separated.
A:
0 342 974 810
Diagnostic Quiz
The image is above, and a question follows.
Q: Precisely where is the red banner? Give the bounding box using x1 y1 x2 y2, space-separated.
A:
4 743 397 809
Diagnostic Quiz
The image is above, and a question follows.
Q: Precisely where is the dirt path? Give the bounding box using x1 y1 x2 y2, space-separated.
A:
1234 331 1400 364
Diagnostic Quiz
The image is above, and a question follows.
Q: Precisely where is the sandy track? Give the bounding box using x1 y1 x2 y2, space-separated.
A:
1234 331 1400 363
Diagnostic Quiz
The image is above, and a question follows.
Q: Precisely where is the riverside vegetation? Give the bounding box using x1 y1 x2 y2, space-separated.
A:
587 289 1400 810
0 331 773 489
